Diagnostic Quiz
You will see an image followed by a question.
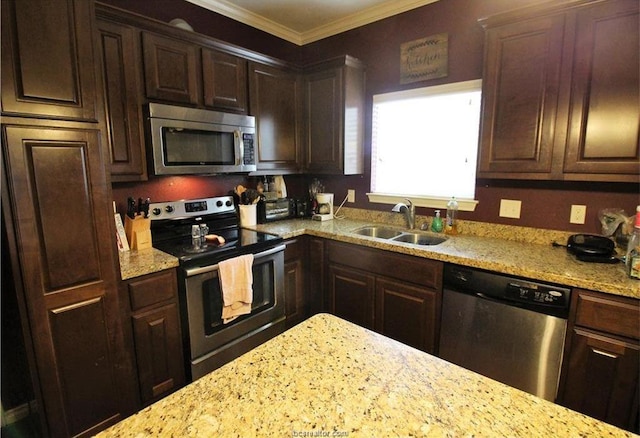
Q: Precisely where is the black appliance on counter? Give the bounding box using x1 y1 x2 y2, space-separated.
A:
257 198 294 223
149 196 285 381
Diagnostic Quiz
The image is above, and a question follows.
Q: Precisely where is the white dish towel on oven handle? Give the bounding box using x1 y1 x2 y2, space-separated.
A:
219 254 254 324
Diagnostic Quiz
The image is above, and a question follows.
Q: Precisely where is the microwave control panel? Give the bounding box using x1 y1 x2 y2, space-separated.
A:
243 133 255 165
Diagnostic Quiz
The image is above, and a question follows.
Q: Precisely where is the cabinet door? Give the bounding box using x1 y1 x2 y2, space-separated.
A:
563 0 639 180
203 49 248 113
1 0 98 121
328 264 375 329
142 32 199 105
307 237 326 314
132 303 185 405
284 238 305 327
249 62 302 173
3 125 130 437
97 19 147 182
304 57 365 175
305 67 343 173
558 328 639 430
478 14 566 178
375 278 437 353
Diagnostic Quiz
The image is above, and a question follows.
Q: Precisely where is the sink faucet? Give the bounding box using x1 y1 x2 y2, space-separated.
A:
392 199 415 229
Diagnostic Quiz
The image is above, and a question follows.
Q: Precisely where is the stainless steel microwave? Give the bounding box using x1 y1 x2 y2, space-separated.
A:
148 103 257 175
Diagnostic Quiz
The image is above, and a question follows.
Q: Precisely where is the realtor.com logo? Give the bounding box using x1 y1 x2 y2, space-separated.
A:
292 431 349 437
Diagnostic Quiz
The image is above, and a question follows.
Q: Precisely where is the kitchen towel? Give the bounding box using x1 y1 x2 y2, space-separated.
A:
219 254 254 324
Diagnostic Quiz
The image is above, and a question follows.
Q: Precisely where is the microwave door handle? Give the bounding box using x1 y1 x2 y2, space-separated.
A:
235 130 243 166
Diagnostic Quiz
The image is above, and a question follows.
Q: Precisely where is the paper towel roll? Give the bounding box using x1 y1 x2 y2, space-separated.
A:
273 175 287 198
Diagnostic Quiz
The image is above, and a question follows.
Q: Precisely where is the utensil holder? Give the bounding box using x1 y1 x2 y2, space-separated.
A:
239 204 257 227
125 215 152 250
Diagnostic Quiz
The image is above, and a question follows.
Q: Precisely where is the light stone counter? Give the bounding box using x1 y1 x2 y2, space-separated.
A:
118 247 179 280
96 313 635 437
251 215 639 299
116 209 639 299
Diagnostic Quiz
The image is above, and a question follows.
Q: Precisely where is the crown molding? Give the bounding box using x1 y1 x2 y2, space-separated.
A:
185 0 439 46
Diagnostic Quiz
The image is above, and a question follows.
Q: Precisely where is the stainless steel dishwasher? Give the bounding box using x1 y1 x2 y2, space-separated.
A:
438 264 571 402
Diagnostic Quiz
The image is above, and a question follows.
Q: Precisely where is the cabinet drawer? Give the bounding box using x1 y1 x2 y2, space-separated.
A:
128 269 178 311
328 241 442 289
575 290 640 340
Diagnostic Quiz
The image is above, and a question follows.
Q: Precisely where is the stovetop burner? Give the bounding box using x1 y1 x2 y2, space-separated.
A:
149 196 282 266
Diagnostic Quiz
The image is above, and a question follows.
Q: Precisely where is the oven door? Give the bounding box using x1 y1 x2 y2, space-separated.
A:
183 244 285 379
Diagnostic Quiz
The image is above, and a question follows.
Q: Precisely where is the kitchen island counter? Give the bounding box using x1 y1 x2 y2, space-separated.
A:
96 313 632 437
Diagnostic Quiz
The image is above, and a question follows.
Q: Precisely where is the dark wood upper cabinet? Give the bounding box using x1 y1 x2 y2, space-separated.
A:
203 49 248 113
478 0 639 182
562 0 639 179
142 32 200 105
249 62 303 174
97 18 148 182
2 124 134 437
1 0 98 121
478 14 565 177
304 55 365 175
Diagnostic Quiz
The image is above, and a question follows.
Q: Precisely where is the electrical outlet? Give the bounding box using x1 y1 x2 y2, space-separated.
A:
499 199 521 219
347 189 355 203
570 205 587 224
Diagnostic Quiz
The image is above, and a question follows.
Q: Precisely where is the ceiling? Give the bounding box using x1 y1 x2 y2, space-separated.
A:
185 0 439 45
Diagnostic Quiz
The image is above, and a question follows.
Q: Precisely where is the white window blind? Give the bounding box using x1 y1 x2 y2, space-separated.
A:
370 80 482 208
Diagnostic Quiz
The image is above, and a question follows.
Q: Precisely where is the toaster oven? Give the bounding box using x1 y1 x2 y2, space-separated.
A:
257 198 294 223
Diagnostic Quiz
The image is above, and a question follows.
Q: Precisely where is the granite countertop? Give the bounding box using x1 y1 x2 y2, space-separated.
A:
118 247 179 280
117 211 638 299
96 313 634 437
252 216 639 299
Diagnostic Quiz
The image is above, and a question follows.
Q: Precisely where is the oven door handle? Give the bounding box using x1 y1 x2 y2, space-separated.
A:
183 244 286 277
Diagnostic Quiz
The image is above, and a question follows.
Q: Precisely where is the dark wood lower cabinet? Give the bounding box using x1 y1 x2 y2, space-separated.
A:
557 289 640 433
375 278 437 353
327 241 442 353
284 237 325 328
122 268 185 407
328 264 375 329
284 238 306 328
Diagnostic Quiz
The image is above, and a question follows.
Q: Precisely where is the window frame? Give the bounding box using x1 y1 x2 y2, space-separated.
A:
367 79 482 212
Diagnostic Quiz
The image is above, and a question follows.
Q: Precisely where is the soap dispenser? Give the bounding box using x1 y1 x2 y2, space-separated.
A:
431 210 443 233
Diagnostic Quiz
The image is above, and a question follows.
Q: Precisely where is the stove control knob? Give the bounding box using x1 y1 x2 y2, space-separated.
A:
216 200 223 207
165 205 174 213
152 208 162 216
225 200 232 207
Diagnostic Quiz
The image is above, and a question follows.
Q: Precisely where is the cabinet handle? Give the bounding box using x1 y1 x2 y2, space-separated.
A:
591 348 618 359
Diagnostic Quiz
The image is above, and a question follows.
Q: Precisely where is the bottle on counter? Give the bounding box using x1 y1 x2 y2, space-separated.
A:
431 210 444 233
625 205 640 279
445 196 458 235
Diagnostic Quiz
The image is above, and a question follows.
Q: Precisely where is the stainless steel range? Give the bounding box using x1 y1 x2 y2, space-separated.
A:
149 196 285 381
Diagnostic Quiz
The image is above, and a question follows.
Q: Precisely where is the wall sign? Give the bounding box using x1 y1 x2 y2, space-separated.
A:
400 33 448 84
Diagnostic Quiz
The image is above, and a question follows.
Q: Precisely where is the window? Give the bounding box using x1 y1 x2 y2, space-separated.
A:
369 80 481 211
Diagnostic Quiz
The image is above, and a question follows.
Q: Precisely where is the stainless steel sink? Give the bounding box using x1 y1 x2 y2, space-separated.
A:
352 226 446 246
352 226 403 239
391 233 447 246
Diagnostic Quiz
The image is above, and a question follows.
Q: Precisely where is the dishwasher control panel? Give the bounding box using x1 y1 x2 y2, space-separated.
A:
443 264 571 317
505 282 567 306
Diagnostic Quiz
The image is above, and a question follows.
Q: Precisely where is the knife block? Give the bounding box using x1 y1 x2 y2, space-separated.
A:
124 215 152 250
